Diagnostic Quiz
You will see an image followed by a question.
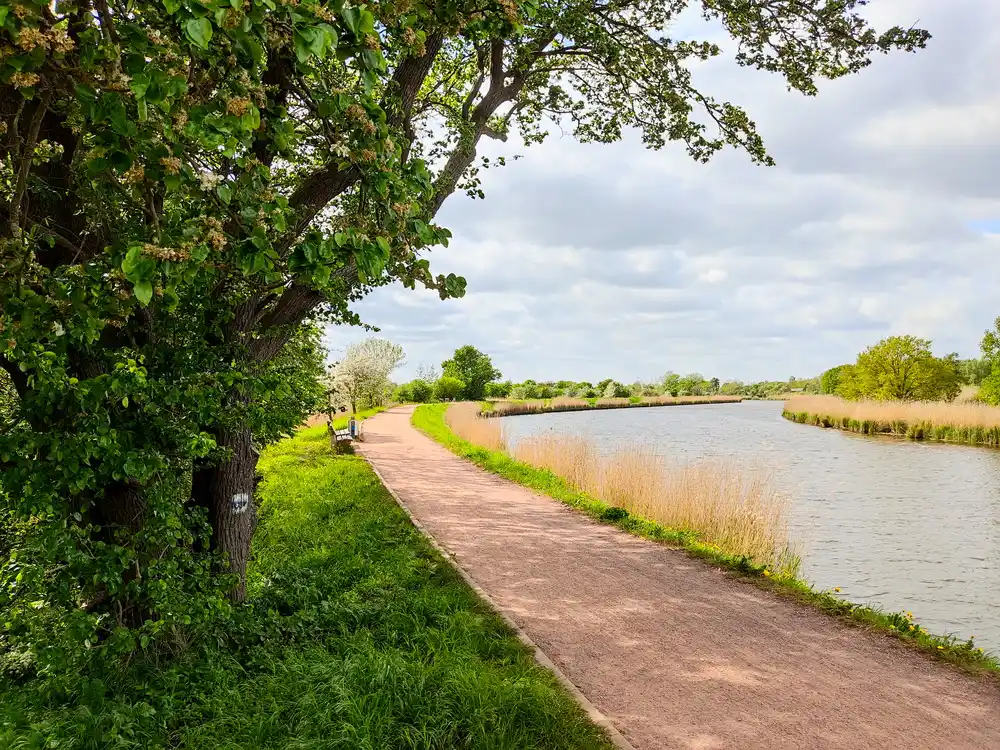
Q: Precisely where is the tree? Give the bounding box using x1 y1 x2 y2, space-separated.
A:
602 381 630 398
485 380 513 398
850 336 960 401
960 358 991 386
709 378 720 394
415 363 441 384
677 373 706 396
661 372 681 396
820 365 849 395
328 339 404 413
408 379 434 403
442 346 501 400
433 376 466 401
977 319 1000 405
0 0 930 665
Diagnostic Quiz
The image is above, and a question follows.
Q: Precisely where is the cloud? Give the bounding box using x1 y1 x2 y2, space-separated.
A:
324 0 1000 383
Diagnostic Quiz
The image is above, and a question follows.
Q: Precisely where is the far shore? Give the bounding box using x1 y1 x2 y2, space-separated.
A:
483 395 743 418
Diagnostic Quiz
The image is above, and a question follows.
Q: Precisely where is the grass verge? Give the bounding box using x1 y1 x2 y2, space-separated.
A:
0 426 615 749
413 403 1000 678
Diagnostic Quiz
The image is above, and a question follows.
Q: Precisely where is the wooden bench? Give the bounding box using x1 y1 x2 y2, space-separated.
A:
332 427 352 443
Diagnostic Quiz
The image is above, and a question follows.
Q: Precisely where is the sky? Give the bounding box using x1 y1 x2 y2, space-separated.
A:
324 0 1000 385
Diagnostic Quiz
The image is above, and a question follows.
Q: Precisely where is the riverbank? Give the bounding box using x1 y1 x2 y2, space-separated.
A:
485 394 742 417
783 395 1000 447
0 427 614 749
414 403 999 676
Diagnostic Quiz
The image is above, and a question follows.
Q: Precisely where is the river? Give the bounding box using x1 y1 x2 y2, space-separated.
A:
499 400 1000 654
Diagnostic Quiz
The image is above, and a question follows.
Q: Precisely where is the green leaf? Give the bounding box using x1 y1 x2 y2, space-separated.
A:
122 246 142 276
216 184 232 204
122 396 129 408
134 281 153 307
162 0 181 13
294 30 311 64
0 8 8 26
184 17 213 49
341 6 361 36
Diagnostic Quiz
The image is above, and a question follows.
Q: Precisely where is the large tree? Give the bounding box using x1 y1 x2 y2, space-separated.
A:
442 345 501 400
851 336 961 402
1 0 930 664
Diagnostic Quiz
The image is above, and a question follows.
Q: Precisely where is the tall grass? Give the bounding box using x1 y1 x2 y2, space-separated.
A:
444 403 796 574
512 435 798 575
447 401 508 450
489 394 742 417
784 395 1000 447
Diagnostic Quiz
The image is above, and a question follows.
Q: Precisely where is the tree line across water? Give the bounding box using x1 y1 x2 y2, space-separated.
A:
817 321 1000 405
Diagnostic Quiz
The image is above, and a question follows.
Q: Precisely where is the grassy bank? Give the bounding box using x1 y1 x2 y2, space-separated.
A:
414 403 999 677
783 395 1000 447
0 427 614 749
486 394 742 417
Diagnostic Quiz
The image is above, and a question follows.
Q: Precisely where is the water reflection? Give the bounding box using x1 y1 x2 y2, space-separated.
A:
500 401 1000 653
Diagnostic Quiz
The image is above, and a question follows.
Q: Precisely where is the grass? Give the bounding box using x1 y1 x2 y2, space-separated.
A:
414 403 1000 678
783 395 1000 447
0 426 614 749
486 394 742 417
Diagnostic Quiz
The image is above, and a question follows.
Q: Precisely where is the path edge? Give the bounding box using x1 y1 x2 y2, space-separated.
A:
358 445 638 750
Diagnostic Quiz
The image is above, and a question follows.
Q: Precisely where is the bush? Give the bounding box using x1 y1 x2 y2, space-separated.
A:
409 379 434 403
484 381 513 399
393 379 433 404
434 376 466 401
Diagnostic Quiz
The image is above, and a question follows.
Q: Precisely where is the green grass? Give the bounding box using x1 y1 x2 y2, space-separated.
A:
0 426 614 749
413 403 1000 678
783 410 1000 447
328 405 386 429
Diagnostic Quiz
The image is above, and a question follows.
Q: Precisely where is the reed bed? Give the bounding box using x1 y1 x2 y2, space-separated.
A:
783 395 1000 447
446 401 508 451
446 401 796 573
488 394 742 418
512 435 798 575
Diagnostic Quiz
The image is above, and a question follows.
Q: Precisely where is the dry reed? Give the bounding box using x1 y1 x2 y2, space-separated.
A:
784 395 1000 430
446 401 508 450
512 434 798 574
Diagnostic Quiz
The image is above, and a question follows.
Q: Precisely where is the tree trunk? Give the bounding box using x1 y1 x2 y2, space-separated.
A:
192 428 260 602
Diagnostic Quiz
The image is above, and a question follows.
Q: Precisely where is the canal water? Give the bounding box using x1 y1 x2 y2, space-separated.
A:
499 400 1000 653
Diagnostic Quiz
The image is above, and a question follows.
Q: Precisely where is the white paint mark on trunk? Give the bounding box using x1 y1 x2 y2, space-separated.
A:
231 493 250 514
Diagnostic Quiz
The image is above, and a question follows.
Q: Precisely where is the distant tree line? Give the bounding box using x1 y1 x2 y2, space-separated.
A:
391 353 824 404
369 326 1000 412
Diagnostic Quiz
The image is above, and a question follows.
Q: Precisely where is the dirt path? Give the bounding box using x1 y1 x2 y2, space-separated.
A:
358 407 1000 750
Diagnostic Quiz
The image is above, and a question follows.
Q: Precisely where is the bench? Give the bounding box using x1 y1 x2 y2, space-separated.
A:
332 427 352 443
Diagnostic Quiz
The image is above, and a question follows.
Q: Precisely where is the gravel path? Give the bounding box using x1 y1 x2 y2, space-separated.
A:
358 406 1000 750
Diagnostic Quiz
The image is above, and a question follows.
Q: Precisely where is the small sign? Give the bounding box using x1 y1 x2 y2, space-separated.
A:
230 493 250 515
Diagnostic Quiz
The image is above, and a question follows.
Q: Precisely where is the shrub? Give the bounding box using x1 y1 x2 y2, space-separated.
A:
433 376 466 401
